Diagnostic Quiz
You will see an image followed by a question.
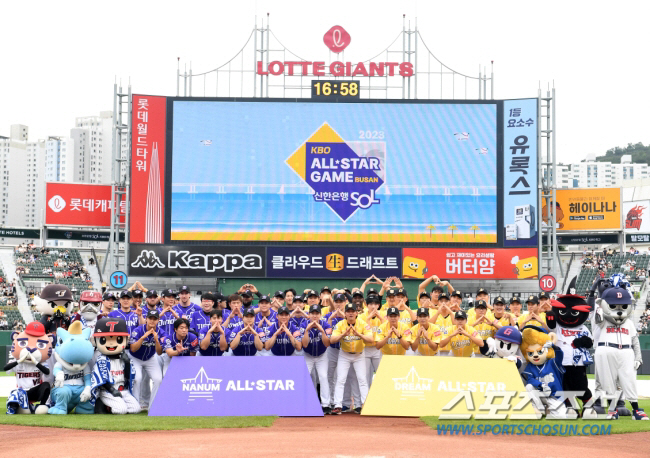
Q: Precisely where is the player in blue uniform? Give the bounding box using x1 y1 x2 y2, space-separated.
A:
199 310 228 356
108 290 139 334
174 285 198 319
190 292 215 337
163 318 198 374
265 306 302 356
139 290 161 325
221 294 244 335
157 289 180 336
254 295 277 356
129 309 167 410
300 304 332 413
228 308 263 356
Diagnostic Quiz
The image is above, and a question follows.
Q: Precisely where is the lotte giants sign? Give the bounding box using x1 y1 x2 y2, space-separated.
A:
45 183 125 227
257 25 414 78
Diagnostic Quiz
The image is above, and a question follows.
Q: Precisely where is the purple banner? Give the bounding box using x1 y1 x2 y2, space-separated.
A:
149 356 323 417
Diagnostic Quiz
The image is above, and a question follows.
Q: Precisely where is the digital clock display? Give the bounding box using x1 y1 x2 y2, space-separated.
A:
311 80 360 99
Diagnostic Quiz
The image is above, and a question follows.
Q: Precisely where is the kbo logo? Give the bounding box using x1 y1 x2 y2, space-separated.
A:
323 25 351 53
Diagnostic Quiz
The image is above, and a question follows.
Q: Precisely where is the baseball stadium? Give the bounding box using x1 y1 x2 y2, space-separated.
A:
2 5 649 457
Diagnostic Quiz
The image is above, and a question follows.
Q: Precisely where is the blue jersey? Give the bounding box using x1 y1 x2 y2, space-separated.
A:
267 322 301 356
129 325 168 361
300 318 332 357
157 309 177 336
198 328 225 356
190 309 212 335
222 309 243 334
323 312 344 350
165 331 199 356
522 346 565 399
108 309 139 334
173 302 198 319
227 322 261 356
255 311 277 327
255 312 277 346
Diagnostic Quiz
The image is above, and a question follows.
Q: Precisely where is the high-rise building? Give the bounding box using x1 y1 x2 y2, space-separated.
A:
74 111 113 184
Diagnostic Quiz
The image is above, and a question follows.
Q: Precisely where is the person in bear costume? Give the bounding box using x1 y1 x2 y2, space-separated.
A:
90 317 140 414
545 277 596 418
4 322 52 414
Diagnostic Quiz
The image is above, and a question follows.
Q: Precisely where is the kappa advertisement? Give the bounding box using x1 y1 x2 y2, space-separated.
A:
402 248 538 280
129 244 266 277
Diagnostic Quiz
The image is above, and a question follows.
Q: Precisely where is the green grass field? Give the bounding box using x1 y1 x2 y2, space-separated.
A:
587 374 650 380
422 399 650 435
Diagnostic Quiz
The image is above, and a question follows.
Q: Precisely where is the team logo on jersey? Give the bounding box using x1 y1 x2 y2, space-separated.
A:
181 367 222 402
392 366 433 401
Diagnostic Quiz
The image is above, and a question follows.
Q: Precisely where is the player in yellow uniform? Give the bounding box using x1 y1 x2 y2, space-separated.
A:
492 296 516 327
351 289 367 313
476 287 492 311
539 292 552 313
429 293 455 355
439 310 484 357
417 291 433 312
409 307 442 356
509 296 523 320
375 306 412 355
359 294 383 387
517 295 549 331
380 289 415 327
469 300 497 357
330 303 374 415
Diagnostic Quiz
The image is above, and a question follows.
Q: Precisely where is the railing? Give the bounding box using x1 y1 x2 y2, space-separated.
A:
91 247 103 284
561 252 576 292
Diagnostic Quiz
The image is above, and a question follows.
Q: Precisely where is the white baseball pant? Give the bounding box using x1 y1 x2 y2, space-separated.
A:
327 347 339 405
304 352 330 407
333 350 368 408
364 346 382 387
594 347 638 402
342 366 361 408
132 356 163 408
99 389 141 414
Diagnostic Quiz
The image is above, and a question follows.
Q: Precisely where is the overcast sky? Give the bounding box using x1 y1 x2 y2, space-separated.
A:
2 0 648 164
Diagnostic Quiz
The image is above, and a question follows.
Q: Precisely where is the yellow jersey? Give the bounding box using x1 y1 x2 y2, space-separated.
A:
375 321 412 355
472 321 497 354
467 308 494 323
445 325 480 357
358 311 382 348
493 313 514 327
408 323 442 356
433 313 454 352
517 312 546 329
332 319 372 353
380 308 414 327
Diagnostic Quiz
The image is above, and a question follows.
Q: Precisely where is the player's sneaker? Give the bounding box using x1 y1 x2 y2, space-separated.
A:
322 406 331 415
354 407 362 414
331 407 342 415
606 411 619 420
341 406 351 413
632 409 649 420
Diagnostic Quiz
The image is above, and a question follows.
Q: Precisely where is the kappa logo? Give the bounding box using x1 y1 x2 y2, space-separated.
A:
392 366 433 401
131 250 165 269
181 367 222 402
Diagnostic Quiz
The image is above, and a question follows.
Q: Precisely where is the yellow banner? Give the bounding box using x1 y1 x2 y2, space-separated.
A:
361 356 534 417
545 188 621 231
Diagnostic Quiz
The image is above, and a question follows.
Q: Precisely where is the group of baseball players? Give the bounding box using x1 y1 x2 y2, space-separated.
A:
84 275 559 415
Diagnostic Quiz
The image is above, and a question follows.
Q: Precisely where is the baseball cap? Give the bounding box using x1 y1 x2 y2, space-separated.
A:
120 290 132 299
495 326 522 345
386 306 400 316
146 309 160 319
366 288 378 296
242 308 256 316
93 317 129 337
306 290 319 298
386 288 397 297
601 287 633 305
132 289 144 297
273 290 285 298
396 288 407 296
476 288 489 295
161 289 176 297
258 295 271 302
493 296 506 305
416 307 430 317
333 293 347 302
451 291 462 298
509 296 521 304
103 292 116 301
475 300 488 309
320 286 331 293
526 295 539 305
366 294 381 304
309 304 321 314
419 291 431 299
241 290 253 298
293 295 304 303
344 303 356 312
438 293 449 301
146 290 158 298
454 310 468 320
277 306 290 315
352 289 364 298
539 292 550 300
179 285 190 293
25 321 46 337
80 291 103 303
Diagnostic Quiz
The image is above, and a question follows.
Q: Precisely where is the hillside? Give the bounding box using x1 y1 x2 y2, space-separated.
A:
595 142 650 164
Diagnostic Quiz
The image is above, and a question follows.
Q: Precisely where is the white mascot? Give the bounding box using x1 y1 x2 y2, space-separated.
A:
480 325 526 371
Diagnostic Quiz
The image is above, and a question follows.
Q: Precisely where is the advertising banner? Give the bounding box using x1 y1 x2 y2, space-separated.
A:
362 356 534 417
130 95 167 244
503 99 538 247
149 356 323 417
45 183 124 227
626 233 650 244
543 233 620 245
624 200 650 232
267 246 401 278
402 247 538 280
47 229 124 242
129 244 266 277
547 188 621 231
0 228 41 239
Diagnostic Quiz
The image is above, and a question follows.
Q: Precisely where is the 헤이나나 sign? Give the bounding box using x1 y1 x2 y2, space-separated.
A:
547 188 621 231
149 356 323 416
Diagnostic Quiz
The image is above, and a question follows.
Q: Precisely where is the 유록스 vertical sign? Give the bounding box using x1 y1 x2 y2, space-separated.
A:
402 248 538 280
45 183 125 227
502 99 538 248
267 247 401 278
549 188 621 231
130 95 167 244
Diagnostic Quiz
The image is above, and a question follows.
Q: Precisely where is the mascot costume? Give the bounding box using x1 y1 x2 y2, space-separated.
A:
71 290 104 331
590 274 648 420
521 326 567 419
48 321 95 414
35 284 74 335
481 326 526 371
545 277 595 417
4 322 52 414
91 317 140 414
